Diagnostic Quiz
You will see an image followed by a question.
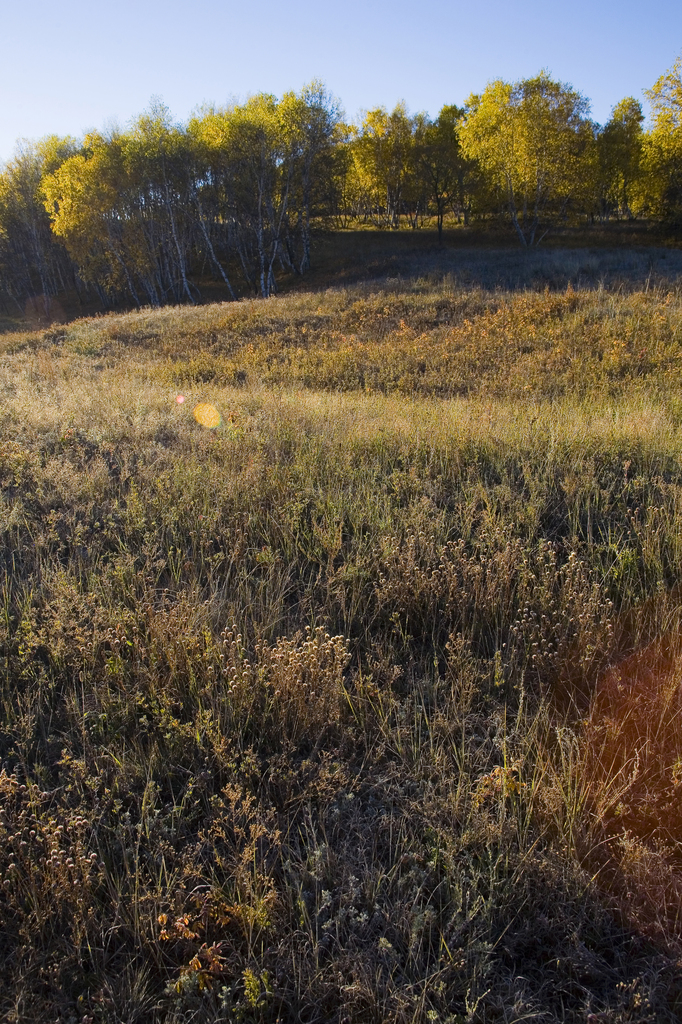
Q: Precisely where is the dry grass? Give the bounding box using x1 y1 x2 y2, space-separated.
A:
2 275 682 1022
14 274 681 403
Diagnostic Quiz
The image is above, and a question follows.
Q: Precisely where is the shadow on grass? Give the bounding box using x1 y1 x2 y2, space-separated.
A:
303 228 682 294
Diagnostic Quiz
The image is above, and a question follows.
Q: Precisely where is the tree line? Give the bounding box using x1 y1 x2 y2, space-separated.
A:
1 58 681 311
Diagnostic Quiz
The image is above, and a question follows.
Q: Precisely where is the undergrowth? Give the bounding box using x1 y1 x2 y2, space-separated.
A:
2 276 682 1021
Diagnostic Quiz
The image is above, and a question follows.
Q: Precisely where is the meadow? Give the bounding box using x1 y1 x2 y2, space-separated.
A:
3 259 682 1021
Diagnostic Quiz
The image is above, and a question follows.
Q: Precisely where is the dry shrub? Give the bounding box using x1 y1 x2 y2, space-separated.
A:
217 626 350 747
0 770 104 955
377 532 615 694
155 784 282 1008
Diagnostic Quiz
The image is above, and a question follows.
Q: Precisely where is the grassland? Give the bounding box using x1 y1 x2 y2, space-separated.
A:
3 261 682 1022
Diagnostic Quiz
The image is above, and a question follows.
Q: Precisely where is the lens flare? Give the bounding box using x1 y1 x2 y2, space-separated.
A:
577 614 682 948
193 403 221 429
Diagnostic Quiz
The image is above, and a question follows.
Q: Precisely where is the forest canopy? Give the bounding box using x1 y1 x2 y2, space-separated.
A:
1 59 682 313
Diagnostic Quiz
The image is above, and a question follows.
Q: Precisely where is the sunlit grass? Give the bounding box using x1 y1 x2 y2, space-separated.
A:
2 279 682 1021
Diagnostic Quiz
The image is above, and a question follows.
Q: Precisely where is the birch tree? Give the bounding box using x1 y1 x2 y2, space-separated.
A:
460 73 593 244
0 137 77 311
350 104 417 228
280 82 342 272
643 54 682 225
596 98 644 220
414 105 469 243
44 131 159 305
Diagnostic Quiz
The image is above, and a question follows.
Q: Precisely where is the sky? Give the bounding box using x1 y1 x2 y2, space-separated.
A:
1 0 680 163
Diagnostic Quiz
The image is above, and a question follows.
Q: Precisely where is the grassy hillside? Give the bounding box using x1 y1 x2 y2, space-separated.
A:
2 269 682 1021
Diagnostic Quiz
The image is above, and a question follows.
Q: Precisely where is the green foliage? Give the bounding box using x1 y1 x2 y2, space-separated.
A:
643 53 682 224
2 61 682 317
348 102 420 228
460 72 594 244
41 85 342 306
415 105 476 240
596 98 645 220
0 138 78 310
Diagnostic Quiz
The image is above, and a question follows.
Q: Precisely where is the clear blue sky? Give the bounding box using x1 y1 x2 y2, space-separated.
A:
1 0 680 162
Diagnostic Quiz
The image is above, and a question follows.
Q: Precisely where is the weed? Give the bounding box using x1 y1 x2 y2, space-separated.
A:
2 274 682 1021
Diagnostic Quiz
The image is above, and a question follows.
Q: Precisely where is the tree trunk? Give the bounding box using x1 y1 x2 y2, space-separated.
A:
192 189 236 300
162 171 193 304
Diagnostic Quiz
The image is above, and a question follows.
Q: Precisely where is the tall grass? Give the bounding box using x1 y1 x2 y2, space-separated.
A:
2 278 682 1021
